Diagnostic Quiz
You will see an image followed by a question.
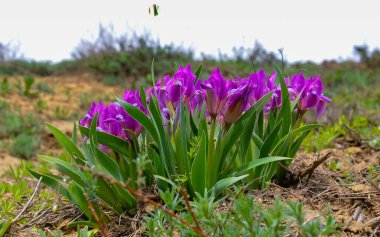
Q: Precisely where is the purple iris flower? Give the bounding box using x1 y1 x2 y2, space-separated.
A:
102 103 128 139
285 72 304 103
201 67 228 118
189 79 205 113
250 70 268 103
80 101 105 127
222 78 254 127
80 65 332 146
300 76 332 114
166 64 196 108
288 73 332 115
81 90 147 143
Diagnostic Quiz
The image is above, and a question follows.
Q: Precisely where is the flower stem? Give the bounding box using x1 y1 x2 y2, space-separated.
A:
207 118 216 188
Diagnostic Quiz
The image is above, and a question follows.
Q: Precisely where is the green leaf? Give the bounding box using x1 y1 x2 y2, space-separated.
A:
72 122 78 145
220 120 243 170
236 91 273 124
0 219 12 237
148 97 175 174
290 131 311 157
290 124 321 137
177 100 189 175
47 123 86 164
68 182 97 220
271 124 321 155
240 111 256 161
88 115 123 182
38 155 85 187
93 145 123 182
191 132 207 195
67 221 99 229
94 178 123 214
209 175 248 197
291 92 302 111
117 97 160 143
111 184 136 210
79 125 130 156
154 175 177 188
139 85 147 109
260 120 283 157
252 132 264 148
151 58 156 87
152 151 168 190
233 156 291 176
193 64 203 85
28 169 71 199
274 64 292 137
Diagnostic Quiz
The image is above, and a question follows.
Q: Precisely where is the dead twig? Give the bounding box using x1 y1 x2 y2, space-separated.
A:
85 194 110 237
179 188 202 232
370 225 379 237
299 152 332 183
365 216 380 227
277 152 332 186
12 177 42 223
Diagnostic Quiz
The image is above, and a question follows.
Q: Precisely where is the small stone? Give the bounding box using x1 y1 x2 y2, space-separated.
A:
345 147 362 154
349 184 372 192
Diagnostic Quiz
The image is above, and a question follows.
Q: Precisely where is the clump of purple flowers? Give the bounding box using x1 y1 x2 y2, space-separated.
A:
80 65 331 141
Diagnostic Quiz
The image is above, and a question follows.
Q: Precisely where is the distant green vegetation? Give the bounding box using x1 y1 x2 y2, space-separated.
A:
0 100 42 159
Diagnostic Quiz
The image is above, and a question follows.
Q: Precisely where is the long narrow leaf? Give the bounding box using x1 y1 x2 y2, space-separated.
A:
240 111 257 161
209 175 248 197
233 156 291 176
191 132 207 195
47 123 86 164
236 91 273 124
79 125 130 157
39 155 85 187
117 97 160 143
193 64 203 85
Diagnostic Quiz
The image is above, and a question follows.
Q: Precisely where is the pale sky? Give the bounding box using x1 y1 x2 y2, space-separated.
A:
0 0 379 62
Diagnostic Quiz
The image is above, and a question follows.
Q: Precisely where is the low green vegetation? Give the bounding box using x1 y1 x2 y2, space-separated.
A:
304 115 380 152
0 100 42 159
0 162 55 236
11 133 40 159
145 188 340 236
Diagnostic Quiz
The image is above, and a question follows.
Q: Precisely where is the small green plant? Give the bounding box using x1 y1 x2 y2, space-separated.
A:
102 75 123 86
66 90 72 101
0 100 41 139
0 77 10 94
35 82 54 94
328 160 343 171
339 170 356 185
0 162 48 237
11 133 40 159
38 226 96 237
303 120 345 152
23 76 35 97
37 229 63 237
54 106 70 120
35 99 48 112
345 116 380 149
